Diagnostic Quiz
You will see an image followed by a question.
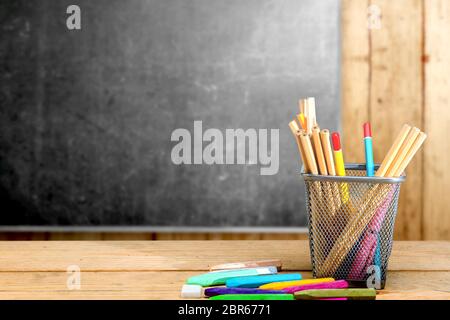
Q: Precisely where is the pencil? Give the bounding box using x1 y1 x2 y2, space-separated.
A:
393 131 427 177
299 133 318 175
312 126 328 175
307 97 317 128
319 129 340 213
320 129 336 176
319 184 388 276
297 113 306 130
299 98 307 114
289 120 309 172
375 124 411 177
385 127 420 177
320 124 426 277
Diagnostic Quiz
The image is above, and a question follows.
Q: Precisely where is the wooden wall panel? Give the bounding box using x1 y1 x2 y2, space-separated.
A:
342 0 426 240
369 0 424 240
342 0 370 164
423 0 450 240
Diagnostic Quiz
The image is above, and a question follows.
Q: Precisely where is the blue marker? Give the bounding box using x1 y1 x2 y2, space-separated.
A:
363 122 375 176
364 122 380 266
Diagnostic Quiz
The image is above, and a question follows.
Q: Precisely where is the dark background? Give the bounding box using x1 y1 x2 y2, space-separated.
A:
0 0 339 229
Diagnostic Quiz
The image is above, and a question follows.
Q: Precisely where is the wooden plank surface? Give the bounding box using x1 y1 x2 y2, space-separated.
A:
369 0 424 240
0 241 448 299
341 0 370 163
423 0 450 240
0 271 448 300
0 241 448 272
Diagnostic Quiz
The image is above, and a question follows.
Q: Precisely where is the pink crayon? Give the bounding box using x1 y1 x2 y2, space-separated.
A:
282 280 349 294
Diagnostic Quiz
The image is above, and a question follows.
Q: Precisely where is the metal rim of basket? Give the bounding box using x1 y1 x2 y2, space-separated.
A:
301 163 406 184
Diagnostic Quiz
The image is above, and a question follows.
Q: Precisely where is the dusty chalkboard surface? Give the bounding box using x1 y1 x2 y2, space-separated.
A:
0 0 340 230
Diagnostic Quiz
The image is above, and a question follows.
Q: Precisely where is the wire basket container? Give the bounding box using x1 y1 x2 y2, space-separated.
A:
302 164 405 289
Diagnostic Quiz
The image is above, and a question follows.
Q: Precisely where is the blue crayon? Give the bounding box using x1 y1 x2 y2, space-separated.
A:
226 273 302 288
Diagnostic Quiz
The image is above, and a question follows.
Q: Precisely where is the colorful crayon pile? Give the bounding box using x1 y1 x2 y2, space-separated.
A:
181 260 376 300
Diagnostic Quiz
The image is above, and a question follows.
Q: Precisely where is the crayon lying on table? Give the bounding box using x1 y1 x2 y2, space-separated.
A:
282 280 349 294
209 259 282 271
226 273 302 288
210 294 294 301
181 285 205 298
181 285 284 298
204 287 285 298
259 277 334 290
186 267 277 287
294 288 376 300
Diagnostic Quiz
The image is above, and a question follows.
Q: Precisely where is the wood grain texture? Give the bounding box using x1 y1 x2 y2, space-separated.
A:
342 0 370 163
0 271 447 300
369 0 423 240
0 241 448 299
0 232 308 241
423 0 450 240
0 241 448 272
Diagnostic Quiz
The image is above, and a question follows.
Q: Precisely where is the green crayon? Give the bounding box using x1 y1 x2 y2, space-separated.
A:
294 288 376 300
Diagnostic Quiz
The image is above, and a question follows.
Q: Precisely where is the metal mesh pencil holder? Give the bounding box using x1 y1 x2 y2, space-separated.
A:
302 163 405 289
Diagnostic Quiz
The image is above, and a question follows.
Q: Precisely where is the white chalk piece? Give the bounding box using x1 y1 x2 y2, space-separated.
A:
181 284 203 298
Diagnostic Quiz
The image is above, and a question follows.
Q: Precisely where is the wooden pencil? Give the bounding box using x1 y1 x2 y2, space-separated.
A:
298 123 325 268
299 133 318 175
321 125 426 276
393 132 427 177
297 113 306 130
375 124 411 177
320 129 336 176
289 120 309 172
312 126 328 175
299 98 307 114
307 97 317 128
319 184 387 276
305 105 311 134
319 129 340 215
385 127 420 177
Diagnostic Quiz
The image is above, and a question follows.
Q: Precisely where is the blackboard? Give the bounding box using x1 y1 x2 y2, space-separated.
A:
0 0 340 230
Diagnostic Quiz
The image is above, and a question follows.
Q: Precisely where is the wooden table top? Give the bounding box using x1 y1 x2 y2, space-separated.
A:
0 240 449 300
